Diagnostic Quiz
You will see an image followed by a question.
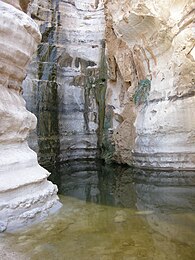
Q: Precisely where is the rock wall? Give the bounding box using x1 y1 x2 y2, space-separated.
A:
23 0 106 167
22 0 194 170
0 0 61 231
104 0 195 169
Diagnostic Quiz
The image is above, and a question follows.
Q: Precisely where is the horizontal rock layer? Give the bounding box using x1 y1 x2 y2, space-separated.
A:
104 0 195 169
0 1 61 231
23 0 106 167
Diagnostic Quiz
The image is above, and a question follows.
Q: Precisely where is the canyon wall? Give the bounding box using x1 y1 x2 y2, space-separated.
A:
23 0 106 168
0 0 61 231
104 0 195 169
22 0 194 170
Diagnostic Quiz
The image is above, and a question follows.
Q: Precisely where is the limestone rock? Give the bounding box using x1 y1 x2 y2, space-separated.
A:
0 0 61 231
23 0 106 166
104 0 195 169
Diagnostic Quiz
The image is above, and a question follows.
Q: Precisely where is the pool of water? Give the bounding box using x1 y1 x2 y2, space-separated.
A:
2 161 195 259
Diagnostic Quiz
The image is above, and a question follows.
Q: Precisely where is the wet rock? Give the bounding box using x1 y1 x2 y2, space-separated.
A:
0 221 7 232
23 0 106 165
114 210 127 223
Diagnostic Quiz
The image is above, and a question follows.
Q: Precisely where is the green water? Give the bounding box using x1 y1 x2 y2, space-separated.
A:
3 162 195 259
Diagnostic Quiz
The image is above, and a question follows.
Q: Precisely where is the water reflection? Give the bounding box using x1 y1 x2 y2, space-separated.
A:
3 161 195 259
51 161 195 252
50 160 137 208
134 169 195 248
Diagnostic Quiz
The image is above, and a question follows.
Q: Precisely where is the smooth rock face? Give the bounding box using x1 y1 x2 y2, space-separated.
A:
0 1 61 231
104 0 195 169
23 0 106 166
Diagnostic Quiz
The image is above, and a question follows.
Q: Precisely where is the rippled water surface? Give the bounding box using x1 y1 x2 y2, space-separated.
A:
3 161 195 259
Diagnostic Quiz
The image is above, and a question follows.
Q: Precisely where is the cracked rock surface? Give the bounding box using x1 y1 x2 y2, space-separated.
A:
104 0 195 169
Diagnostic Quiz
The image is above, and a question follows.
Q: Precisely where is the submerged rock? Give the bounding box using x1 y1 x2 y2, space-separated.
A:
0 221 7 232
114 210 127 223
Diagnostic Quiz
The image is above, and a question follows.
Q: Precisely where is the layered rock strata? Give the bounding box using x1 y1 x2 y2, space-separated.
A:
0 0 61 231
104 0 195 169
23 0 106 167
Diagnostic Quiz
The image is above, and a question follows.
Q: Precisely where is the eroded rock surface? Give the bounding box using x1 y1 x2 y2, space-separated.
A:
23 0 106 167
104 0 195 169
0 0 61 231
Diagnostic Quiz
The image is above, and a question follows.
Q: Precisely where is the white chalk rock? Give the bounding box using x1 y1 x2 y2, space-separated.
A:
0 0 61 231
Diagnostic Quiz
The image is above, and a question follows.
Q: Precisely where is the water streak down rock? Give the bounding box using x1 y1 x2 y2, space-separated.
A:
23 0 106 166
104 0 195 169
0 0 61 231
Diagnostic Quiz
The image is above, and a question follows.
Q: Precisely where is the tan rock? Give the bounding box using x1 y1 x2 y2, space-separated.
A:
104 0 195 169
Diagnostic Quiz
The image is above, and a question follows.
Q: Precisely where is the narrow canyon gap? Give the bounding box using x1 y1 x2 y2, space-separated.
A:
0 0 194 232
25 0 195 170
